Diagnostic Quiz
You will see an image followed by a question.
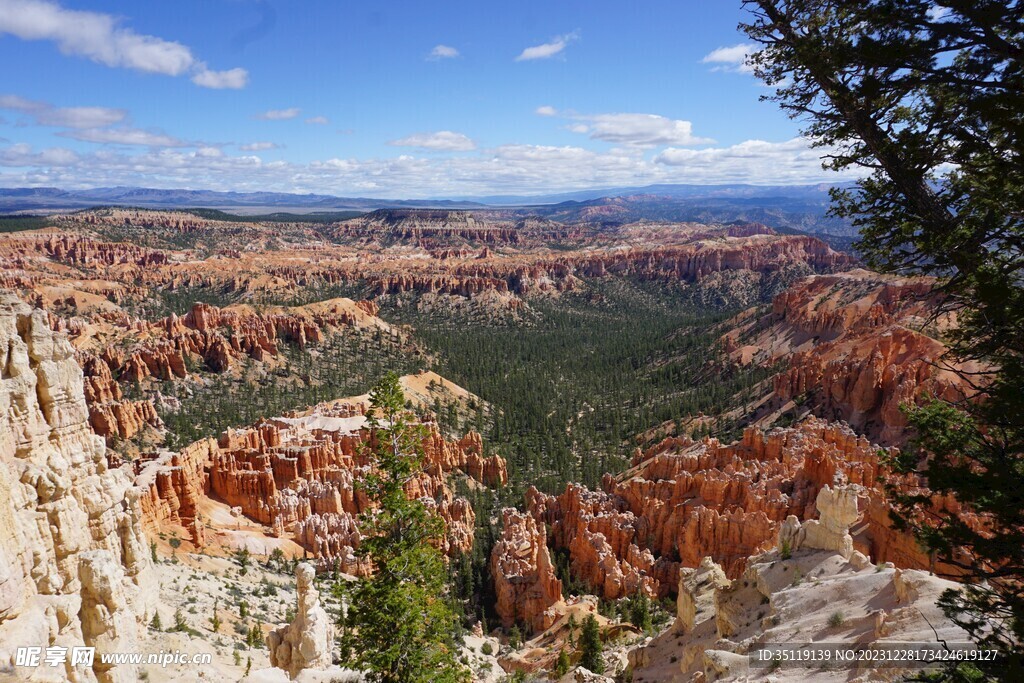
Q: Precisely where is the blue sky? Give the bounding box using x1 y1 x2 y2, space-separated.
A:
0 0 852 197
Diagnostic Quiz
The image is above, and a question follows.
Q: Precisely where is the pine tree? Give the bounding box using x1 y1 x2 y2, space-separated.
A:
579 614 603 674
173 608 186 633
342 372 468 683
554 648 571 678
246 620 263 650
627 591 653 632
150 612 161 631
508 624 522 650
210 600 221 632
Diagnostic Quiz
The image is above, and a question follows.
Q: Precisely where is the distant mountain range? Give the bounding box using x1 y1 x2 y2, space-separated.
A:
462 182 853 205
0 186 488 213
0 182 858 237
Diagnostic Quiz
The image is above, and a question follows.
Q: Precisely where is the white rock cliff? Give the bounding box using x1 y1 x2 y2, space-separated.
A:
0 293 154 683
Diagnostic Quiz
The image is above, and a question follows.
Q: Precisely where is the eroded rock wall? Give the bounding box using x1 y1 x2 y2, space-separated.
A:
0 292 153 682
723 271 977 445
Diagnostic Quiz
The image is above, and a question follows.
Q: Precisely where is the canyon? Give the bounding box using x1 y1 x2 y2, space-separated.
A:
0 207 988 681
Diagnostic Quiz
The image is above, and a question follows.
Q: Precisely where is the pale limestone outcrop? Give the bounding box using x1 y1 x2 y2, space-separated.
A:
675 557 729 634
777 485 862 560
267 563 335 679
557 668 614 683
79 552 142 683
0 291 153 683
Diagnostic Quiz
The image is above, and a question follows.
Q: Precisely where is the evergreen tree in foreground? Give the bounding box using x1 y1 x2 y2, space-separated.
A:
342 372 468 683
741 1 1023 677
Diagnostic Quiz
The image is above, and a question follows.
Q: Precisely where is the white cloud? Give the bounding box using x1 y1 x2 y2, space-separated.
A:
0 94 194 148
0 95 126 128
388 130 476 152
239 141 280 151
653 137 848 183
540 109 712 148
305 116 329 125
37 106 127 129
0 0 247 88
0 142 79 166
515 32 578 61
59 127 186 147
191 66 248 89
577 113 713 147
428 44 459 60
927 5 953 22
535 105 557 117
702 43 755 74
256 108 301 121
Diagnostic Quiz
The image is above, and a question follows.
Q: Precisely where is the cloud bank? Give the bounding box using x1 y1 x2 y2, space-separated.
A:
537 107 713 148
0 136 857 198
256 108 301 121
702 43 755 74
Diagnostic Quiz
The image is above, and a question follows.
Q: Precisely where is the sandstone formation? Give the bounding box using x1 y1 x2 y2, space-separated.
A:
82 298 384 386
675 556 729 635
326 209 583 248
0 232 168 268
525 417 969 603
490 509 564 633
723 270 979 445
267 563 335 679
0 292 153 682
135 386 506 571
1 211 852 328
777 485 861 560
80 352 163 442
629 485 972 683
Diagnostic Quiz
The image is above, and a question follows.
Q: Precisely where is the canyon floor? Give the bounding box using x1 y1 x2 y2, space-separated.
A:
0 208 986 682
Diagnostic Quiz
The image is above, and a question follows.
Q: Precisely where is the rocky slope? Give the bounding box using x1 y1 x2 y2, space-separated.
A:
722 269 980 445
325 209 584 248
628 486 972 682
0 291 154 682
58 298 388 446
